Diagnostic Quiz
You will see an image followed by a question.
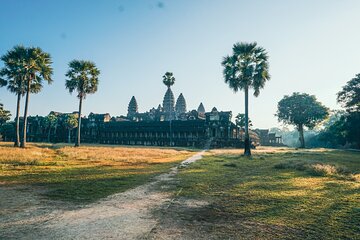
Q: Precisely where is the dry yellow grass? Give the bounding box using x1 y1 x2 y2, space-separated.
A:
0 142 193 171
0 142 195 202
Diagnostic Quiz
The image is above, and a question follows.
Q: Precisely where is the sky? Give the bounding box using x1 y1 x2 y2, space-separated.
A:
0 0 360 129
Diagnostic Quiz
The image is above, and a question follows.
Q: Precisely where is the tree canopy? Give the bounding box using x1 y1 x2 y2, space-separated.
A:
337 74 360 112
65 60 100 99
0 103 11 126
162 72 175 88
276 92 329 148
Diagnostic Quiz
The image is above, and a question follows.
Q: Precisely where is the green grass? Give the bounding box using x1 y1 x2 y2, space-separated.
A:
169 148 360 239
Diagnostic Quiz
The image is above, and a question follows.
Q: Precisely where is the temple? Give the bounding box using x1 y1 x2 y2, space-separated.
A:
18 81 243 148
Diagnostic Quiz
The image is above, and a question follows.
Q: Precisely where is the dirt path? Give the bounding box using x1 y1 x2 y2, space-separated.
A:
0 150 206 240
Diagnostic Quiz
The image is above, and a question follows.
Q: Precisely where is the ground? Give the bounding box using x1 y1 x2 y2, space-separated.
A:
0 143 359 239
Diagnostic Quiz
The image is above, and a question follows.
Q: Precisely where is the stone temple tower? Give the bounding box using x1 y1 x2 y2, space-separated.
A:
162 72 176 121
127 96 138 118
197 102 205 118
162 88 175 120
175 93 187 117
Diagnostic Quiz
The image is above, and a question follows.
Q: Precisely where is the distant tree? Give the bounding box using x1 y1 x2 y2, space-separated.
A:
0 122 15 141
331 74 360 148
44 113 58 142
162 72 175 88
0 103 11 126
0 45 42 147
235 113 253 129
276 92 329 148
65 60 100 147
222 42 270 156
337 74 360 113
64 114 78 143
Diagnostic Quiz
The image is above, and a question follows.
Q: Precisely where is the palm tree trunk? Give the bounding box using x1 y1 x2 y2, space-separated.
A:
244 86 251 156
21 78 31 148
14 93 21 147
75 96 83 147
298 124 305 148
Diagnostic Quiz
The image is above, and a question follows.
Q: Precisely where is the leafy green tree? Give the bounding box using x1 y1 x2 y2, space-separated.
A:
65 60 100 147
0 103 11 126
0 45 43 147
276 92 329 148
337 74 360 113
336 77 360 147
44 113 58 142
235 113 253 129
222 42 270 156
0 122 15 141
64 114 78 143
235 113 253 141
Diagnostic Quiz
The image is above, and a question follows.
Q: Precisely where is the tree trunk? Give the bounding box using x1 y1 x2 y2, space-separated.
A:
14 93 21 147
75 96 83 147
244 86 251 156
21 78 31 148
68 129 71 143
298 124 305 148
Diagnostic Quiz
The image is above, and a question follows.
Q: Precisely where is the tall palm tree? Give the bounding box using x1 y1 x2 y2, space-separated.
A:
65 60 100 147
0 45 43 147
222 42 270 156
162 72 175 146
20 47 53 148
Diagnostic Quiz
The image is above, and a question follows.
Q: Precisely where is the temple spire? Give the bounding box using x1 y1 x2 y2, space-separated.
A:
175 93 187 115
127 96 138 118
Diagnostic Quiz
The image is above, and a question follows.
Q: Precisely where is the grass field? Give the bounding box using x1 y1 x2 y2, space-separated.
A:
0 142 194 203
160 148 360 239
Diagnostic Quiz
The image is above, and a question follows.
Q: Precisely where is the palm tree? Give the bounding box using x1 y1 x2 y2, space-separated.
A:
162 72 175 146
0 46 43 147
19 47 53 148
222 42 270 156
64 113 78 143
65 60 100 147
44 113 58 142
162 72 175 88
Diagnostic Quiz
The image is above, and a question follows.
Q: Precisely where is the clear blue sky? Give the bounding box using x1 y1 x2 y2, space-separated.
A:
1 0 360 128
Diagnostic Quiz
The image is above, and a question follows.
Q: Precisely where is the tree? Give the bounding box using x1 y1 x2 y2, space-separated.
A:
337 74 360 113
64 114 78 143
9 46 53 148
235 113 253 129
336 76 360 148
235 113 253 141
162 72 175 88
0 45 42 147
0 103 11 126
0 122 15 141
65 60 100 147
276 92 329 148
44 113 58 142
222 42 270 156
162 72 175 145
0 103 11 141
